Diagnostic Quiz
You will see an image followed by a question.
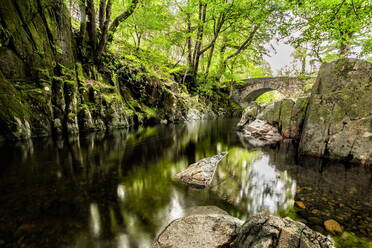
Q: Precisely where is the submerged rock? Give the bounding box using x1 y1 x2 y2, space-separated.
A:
153 214 243 248
237 119 282 146
176 152 228 188
324 219 343 235
231 213 334 248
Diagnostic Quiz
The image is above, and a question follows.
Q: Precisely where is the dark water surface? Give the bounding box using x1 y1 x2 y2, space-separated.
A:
0 119 371 247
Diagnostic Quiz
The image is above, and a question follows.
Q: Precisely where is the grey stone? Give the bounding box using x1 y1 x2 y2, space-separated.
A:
237 119 282 146
153 214 243 248
299 59 372 164
231 213 334 248
237 102 261 129
176 152 228 188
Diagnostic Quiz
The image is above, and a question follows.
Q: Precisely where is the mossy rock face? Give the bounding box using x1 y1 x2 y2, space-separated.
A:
0 47 26 79
0 72 31 139
279 99 295 138
64 80 79 134
300 59 372 164
253 97 308 139
290 97 309 139
18 82 53 136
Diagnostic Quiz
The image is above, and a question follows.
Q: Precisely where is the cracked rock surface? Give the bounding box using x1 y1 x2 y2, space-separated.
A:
153 214 243 248
176 152 228 188
231 213 334 248
299 59 372 164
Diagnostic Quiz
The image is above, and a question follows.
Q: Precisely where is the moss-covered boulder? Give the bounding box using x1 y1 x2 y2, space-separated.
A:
239 97 309 139
299 59 372 164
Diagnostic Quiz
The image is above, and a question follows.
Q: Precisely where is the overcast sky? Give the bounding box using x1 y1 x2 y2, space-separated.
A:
263 41 294 76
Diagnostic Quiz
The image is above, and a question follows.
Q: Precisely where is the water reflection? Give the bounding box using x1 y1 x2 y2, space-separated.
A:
0 119 370 248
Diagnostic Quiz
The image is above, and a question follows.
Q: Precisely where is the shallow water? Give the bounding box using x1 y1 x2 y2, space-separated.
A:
0 119 371 247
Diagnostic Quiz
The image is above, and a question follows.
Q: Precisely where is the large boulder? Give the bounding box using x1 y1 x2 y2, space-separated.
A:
299 59 372 164
237 119 282 146
238 97 309 140
176 152 228 188
237 102 262 129
153 214 243 248
231 213 334 248
256 97 309 139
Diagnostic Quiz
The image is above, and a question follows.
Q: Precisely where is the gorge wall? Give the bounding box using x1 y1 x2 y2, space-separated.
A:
0 0 239 141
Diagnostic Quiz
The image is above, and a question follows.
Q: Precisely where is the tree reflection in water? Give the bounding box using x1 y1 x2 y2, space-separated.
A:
0 119 370 248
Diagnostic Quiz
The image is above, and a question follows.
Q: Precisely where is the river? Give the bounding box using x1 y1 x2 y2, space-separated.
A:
0 119 370 247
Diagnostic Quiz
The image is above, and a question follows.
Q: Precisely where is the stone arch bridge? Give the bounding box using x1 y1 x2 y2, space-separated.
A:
231 77 315 108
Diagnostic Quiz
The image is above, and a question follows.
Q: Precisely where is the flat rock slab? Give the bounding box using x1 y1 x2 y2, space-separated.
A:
231 213 334 248
176 152 228 188
153 214 243 248
238 119 282 146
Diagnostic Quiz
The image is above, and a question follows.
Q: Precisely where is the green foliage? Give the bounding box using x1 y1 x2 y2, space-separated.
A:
289 0 372 59
69 0 370 91
255 91 281 104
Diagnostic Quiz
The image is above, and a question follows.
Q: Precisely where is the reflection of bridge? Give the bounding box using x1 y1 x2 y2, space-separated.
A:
231 77 315 108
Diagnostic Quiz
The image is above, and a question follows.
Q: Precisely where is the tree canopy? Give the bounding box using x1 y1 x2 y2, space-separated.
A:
67 0 371 83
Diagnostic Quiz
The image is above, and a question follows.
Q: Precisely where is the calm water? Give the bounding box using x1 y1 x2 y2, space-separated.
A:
0 119 371 248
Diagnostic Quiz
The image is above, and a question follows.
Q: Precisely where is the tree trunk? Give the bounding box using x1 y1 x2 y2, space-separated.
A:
186 12 193 67
78 0 87 41
96 0 112 58
86 0 97 60
205 42 215 76
191 2 207 80
99 0 107 31
340 43 350 57
301 57 306 74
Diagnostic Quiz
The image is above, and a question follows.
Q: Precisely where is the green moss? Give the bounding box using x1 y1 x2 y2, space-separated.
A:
333 232 372 248
68 113 76 118
64 80 77 85
102 92 122 104
0 77 30 127
278 206 300 221
80 104 89 110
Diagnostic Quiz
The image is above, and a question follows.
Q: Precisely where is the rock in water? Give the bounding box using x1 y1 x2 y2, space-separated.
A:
153 214 243 248
176 152 228 188
231 213 334 248
324 219 343 235
237 119 282 146
299 59 372 164
237 102 262 129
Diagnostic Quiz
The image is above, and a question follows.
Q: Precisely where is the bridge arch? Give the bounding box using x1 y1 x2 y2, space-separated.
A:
244 88 276 102
231 77 315 108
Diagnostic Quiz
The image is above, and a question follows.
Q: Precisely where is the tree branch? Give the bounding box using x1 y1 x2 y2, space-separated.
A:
226 24 260 61
107 0 139 44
